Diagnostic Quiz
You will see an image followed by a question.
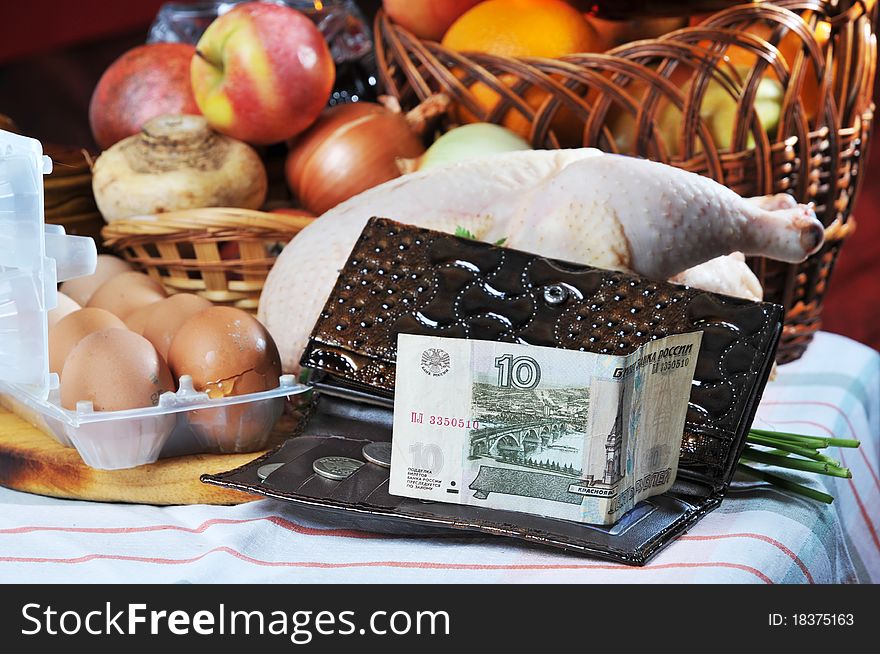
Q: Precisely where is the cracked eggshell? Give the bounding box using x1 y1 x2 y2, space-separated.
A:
167 306 281 395
167 306 282 451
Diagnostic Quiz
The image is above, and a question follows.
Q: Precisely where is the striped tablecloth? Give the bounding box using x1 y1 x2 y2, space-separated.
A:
0 332 877 584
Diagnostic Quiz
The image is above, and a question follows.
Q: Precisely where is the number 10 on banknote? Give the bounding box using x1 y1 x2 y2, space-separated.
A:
390 331 703 525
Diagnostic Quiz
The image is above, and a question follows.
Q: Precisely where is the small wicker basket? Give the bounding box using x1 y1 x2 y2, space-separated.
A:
102 208 312 312
375 0 877 363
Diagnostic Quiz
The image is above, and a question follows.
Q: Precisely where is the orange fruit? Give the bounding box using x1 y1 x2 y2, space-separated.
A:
442 0 602 144
443 0 599 58
693 12 832 121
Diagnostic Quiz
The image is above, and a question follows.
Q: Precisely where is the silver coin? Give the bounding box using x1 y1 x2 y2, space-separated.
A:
313 456 364 481
362 442 392 468
257 463 285 481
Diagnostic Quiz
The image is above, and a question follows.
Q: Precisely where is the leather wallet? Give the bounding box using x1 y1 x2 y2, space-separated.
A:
203 217 783 565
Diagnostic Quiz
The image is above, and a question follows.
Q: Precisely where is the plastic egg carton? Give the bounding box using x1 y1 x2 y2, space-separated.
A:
0 127 310 470
0 375 308 469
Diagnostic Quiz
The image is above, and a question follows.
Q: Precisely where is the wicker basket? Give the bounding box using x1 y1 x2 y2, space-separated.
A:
375 0 877 363
44 145 104 243
102 208 313 312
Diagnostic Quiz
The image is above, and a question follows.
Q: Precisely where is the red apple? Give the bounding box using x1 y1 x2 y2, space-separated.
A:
383 0 484 41
191 2 335 145
89 43 200 150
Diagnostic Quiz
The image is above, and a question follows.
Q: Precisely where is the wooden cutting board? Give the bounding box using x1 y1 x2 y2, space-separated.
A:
0 406 264 505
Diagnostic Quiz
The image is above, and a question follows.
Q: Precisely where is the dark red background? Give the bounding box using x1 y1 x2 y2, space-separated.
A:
0 0 876 350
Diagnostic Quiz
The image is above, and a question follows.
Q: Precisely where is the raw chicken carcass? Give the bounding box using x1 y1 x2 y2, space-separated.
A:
260 149 824 373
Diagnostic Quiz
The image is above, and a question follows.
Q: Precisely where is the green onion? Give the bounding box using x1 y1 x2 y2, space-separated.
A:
748 428 830 449
825 437 862 449
737 464 834 504
741 447 852 478
737 427 861 503
746 434 841 466
748 428 862 450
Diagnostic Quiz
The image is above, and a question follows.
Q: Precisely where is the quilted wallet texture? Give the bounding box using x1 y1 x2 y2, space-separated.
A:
203 218 783 565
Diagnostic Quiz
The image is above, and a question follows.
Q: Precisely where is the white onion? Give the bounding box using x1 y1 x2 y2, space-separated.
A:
417 123 531 171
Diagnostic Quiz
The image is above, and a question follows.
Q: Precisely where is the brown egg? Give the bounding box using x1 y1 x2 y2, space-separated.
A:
59 254 133 306
47 292 81 330
60 328 175 411
48 308 126 376
167 306 281 395
168 307 282 451
142 294 213 360
86 271 167 319
124 303 155 335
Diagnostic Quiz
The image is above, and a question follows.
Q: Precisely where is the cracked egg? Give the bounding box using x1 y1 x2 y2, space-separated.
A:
167 307 282 451
167 306 282 397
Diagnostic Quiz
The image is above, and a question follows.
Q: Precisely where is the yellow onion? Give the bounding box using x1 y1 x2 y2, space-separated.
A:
285 102 426 215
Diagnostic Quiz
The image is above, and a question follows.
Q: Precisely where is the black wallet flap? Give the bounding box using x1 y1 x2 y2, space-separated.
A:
301 218 783 491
